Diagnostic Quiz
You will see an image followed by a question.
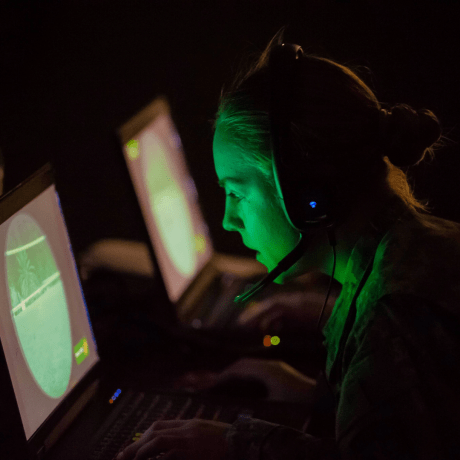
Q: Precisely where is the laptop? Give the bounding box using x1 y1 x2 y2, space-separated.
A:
0 164 316 460
117 96 271 332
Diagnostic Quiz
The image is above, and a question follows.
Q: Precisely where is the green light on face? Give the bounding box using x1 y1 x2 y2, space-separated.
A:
6 214 72 399
271 336 280 345
127 139 139 160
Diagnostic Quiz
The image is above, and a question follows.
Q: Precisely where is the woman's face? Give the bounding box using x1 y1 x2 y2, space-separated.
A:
213 126 300 276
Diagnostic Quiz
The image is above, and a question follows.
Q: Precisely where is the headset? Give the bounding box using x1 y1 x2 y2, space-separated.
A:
233 43 339 333
232 42 341 414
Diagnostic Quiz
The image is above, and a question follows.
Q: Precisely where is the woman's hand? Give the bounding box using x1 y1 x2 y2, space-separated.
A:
174 357 317 403
237 271 341 334
216 357 317 402
116 419 230 460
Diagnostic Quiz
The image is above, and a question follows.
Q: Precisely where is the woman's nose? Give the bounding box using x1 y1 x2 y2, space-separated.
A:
222 204 243 232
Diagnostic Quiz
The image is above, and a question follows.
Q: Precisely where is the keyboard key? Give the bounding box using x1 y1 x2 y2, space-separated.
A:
90 393 235 460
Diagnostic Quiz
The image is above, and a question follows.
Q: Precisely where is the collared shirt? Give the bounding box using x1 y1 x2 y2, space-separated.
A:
225 201 460 459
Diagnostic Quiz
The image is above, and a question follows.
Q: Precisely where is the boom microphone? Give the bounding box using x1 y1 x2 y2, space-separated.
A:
234 232 314 305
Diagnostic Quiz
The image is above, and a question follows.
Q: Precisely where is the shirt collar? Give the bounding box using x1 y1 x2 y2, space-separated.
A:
322 197 412 378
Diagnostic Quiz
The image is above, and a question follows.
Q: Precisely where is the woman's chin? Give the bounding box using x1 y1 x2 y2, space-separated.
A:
256 252 269 266
257 253 277 274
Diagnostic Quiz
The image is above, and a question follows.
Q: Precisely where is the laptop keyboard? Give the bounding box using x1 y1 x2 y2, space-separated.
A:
89 390 251 460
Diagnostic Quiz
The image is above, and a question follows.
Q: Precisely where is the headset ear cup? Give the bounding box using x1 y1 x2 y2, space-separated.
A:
269 43 337 233
279 164 333 230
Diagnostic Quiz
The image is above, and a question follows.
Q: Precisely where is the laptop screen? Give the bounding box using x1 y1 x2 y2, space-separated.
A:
121 98 213 303
0 182 99 440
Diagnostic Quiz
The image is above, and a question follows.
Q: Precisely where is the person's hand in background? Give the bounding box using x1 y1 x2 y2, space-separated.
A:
174 357 317 403
173 273 340 402
237 271 342 335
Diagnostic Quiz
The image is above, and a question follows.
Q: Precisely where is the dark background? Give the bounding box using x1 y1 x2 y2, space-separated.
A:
1 0 459 260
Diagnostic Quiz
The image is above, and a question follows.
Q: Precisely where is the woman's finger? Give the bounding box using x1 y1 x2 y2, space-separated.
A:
133 435 183 460
148 420 187 431
118 423 184 460
139 420 184 441
117 432 153 459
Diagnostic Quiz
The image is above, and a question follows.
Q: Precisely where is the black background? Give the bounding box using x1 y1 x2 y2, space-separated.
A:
1 0 459 260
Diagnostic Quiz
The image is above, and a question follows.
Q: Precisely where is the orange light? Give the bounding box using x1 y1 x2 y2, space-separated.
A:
263 335 272 347
109 399 113 404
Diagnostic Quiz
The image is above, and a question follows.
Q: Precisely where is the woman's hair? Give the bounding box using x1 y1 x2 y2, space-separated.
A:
213 29 446 217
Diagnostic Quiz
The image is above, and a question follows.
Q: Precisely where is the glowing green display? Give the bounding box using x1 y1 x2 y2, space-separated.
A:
6 215 72 398
143 133 197 276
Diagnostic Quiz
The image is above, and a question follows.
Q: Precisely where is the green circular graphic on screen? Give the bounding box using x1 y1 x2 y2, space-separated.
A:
6 214 72 399
142 131 197 276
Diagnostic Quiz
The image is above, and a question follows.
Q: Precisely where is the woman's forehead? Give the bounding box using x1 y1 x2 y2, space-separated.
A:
213 128 255 177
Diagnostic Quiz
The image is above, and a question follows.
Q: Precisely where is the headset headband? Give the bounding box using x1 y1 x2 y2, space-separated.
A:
269 43 338 234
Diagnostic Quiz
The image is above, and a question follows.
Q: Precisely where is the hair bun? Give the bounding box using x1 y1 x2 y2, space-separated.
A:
383 103 442 167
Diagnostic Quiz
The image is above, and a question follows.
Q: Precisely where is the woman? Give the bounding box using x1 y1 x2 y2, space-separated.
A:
118 30 460 460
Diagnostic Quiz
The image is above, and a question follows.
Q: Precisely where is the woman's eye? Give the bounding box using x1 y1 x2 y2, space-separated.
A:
226 191 243 202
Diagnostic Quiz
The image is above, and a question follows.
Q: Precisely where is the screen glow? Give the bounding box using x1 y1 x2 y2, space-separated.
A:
6 214 72 399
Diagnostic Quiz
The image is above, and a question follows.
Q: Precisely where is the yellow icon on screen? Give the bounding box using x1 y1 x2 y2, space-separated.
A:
127 139 139 160
195 234 206 254
74 337 89 364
